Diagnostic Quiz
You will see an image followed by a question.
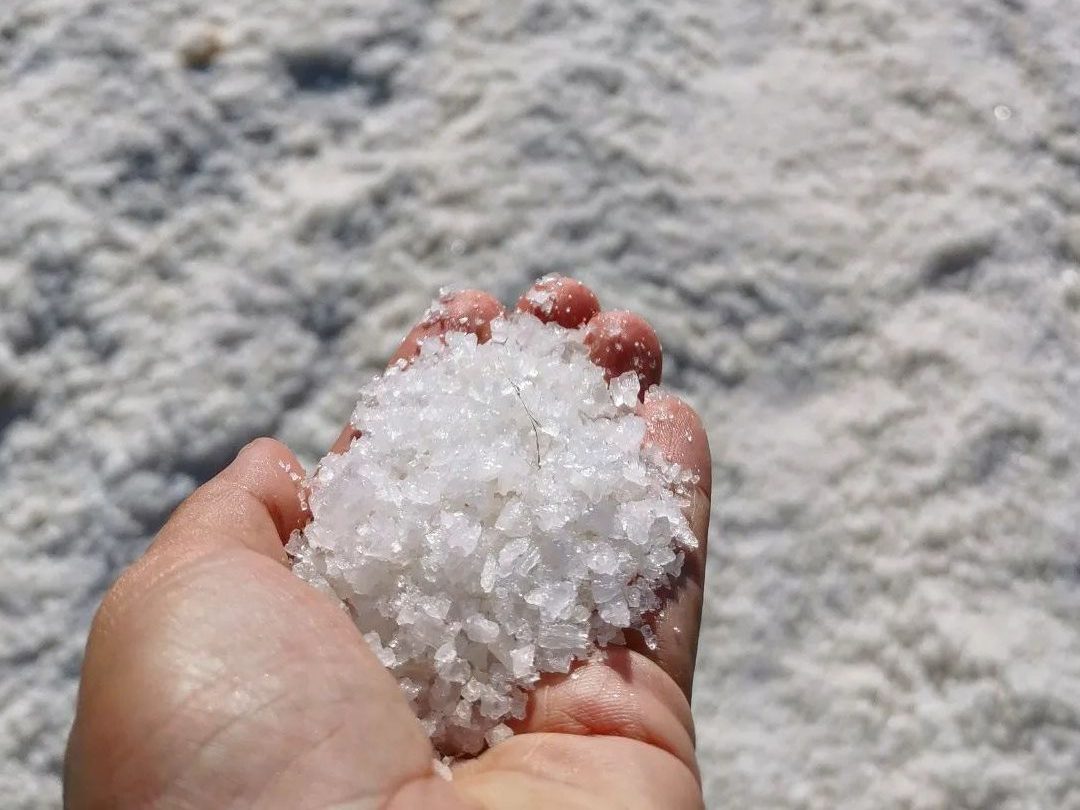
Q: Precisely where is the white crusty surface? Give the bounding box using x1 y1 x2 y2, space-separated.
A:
2 1 1080 807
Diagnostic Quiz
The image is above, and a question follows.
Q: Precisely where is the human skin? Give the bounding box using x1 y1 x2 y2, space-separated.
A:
64 277 712 810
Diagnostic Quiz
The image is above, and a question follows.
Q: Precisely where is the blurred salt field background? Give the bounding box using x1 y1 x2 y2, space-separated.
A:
2 1 1080 807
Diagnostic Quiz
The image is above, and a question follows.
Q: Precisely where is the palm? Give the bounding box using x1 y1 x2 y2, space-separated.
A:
66 280 710 810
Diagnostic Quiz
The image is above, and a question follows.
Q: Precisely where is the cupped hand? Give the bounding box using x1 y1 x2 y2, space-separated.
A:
65 278 712 810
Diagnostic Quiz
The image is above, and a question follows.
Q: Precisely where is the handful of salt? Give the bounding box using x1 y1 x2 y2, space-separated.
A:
288 310 697 754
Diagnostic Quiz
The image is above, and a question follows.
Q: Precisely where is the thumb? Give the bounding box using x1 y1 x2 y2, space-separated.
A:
149 437 307 566
91 438 307 638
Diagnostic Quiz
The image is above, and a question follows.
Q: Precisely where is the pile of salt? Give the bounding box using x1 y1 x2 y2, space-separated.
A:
289 310 696 754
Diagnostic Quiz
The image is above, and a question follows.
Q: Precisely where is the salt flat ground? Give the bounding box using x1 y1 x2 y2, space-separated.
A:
2 1 1080 807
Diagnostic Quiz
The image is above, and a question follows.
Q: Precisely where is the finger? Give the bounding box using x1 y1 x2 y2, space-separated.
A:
389 289 505 366
506 393 710 762
627 390 711 697
330 290 505 455
148 438 306 566
515 275 601 328
459 729 702 810
640 390 712 496
584 310 663 394
328 424 361 456
506 646 698 776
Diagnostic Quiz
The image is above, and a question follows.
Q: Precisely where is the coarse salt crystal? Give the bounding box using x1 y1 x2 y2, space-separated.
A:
290 307 697 754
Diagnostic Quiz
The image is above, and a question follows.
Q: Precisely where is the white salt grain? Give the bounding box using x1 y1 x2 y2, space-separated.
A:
432 758 453 781
485 723 514 747
609 371 641 408
464 614 501 644
289 309 697 754
524 286 557 316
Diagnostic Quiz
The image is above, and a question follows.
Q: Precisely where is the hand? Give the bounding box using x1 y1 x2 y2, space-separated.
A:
65 277 712 809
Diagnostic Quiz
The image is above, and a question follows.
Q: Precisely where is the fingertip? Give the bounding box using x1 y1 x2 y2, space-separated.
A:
391 290 505 366
233 436 298 467
584 311 663 392
516 275 601 328
225 437 310 540
509 648 698 772
329 425 360 456
638 392 711 497
143 437 308 570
